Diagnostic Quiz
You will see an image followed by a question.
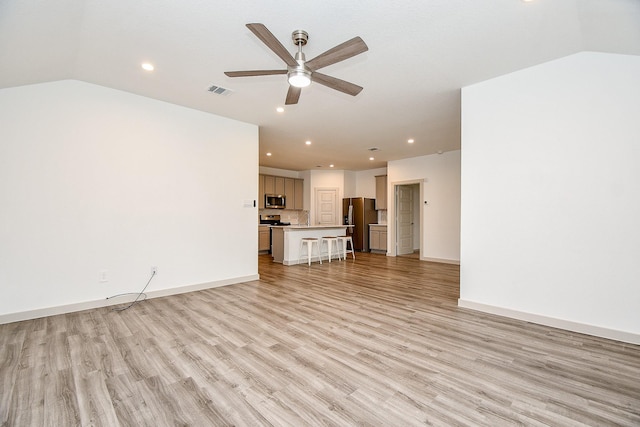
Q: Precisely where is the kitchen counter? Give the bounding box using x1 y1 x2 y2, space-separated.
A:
271 225 353 265
270 224 352 229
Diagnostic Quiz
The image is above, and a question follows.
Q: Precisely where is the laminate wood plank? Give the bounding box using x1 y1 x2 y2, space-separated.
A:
5 366 45 426
112 333 156 382
104 374 156 426
202 379 272 426
71 359 120 426
0 333 24 425
169 377 233 425
1 252 639 426
43 368 81 426
133 375 193 426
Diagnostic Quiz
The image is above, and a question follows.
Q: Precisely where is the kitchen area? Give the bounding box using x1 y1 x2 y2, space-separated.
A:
258 172 388 265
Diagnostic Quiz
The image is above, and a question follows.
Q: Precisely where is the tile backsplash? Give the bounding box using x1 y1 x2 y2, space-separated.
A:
259 209 309 225
260 209 386 225
378 210 387 224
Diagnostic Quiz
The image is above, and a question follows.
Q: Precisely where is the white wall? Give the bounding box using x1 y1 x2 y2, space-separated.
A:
460 52 640 343
344 170 356 199
388 151 461 262
259 166 302 178
354 167 387 198
0 80 259 321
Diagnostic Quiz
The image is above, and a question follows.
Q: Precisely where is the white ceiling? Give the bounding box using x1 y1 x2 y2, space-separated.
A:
1 0 639 171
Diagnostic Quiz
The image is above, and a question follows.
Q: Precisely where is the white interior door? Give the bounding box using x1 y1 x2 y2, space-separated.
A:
315 188 338 225
396 185 413 255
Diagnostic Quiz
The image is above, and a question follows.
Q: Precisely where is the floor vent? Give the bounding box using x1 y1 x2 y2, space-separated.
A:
208 85 233 95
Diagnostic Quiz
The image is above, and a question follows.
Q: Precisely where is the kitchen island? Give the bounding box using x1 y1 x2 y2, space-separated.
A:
271 225 352 265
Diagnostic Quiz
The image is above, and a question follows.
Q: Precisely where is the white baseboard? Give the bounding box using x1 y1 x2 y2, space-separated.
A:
421 257 460 265
0 274 259 325
458 299 640 345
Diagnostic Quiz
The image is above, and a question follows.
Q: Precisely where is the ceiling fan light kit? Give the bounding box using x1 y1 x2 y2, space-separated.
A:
288 70 311 88
224 23 368 104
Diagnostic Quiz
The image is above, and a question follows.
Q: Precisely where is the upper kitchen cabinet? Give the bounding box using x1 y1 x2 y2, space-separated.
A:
285 178 295 205
375 175 388 210
264 175 275 195
285 177 304 210
259 174 304 210
294 179 304 210
275 177 285 195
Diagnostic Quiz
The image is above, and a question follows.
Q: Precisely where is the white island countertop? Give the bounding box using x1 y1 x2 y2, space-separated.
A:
270 225 354 229
271 225 353 265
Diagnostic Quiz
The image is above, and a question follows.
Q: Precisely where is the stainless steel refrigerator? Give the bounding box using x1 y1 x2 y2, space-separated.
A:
342 197 377 252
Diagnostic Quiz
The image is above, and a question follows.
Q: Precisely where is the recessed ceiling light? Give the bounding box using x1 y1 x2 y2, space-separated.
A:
329 164 334 168
305 140 312 145
369 157 375 161
266 152 272 156
276 107 284 113
408 138 414 144
141 63 154 71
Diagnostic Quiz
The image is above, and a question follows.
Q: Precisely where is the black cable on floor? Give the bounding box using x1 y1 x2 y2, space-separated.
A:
106 270 156 311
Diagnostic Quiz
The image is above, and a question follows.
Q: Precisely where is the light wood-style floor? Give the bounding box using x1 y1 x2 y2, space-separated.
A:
2 253 639 426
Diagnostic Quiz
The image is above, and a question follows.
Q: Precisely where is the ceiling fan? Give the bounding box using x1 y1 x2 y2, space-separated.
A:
224 23 368 105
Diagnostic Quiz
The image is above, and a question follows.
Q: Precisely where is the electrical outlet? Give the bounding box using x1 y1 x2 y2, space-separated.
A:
151 266 158 275
99 270 108 283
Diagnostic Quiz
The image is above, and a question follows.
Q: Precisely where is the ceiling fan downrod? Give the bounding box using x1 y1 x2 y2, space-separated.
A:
288 29 311 87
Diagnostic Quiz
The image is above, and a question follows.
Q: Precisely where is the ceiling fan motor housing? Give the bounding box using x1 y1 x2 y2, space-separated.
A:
291 30 308 46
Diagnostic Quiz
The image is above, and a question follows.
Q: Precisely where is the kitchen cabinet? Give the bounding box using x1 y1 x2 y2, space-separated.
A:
284 178 295 208
259 226 270 252
259 174 304 210
294 179 304 210
375 175 387 210
264 175 275 195
283 177 304 210
369 224 387 253
275 177 285 195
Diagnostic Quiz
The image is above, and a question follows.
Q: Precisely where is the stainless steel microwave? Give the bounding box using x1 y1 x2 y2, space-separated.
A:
265 194 286 209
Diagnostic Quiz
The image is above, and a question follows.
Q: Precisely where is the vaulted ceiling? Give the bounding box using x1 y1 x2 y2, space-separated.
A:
1 0 639 171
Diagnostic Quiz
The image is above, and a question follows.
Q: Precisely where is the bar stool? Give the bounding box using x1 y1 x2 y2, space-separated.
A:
322 236 341 262
337 235 355 260
299 238 322 266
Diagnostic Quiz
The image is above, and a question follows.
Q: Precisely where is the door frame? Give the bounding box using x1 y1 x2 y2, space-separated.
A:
389 179 425 258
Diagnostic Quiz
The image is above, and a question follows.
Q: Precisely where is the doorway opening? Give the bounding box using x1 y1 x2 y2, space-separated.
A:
394 182 422 259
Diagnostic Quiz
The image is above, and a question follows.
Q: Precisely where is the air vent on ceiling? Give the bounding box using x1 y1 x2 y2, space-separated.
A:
368 147 380 152
208 85 233 96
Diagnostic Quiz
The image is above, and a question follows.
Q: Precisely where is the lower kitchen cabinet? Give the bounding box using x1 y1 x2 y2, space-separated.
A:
259 226 270 252
369 224 387 253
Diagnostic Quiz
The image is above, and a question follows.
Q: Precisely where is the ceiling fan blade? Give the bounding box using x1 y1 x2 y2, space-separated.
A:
312 72 363 96
225 70 287 77
285 86 301 105
246 23 298 68
305 36 368 71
